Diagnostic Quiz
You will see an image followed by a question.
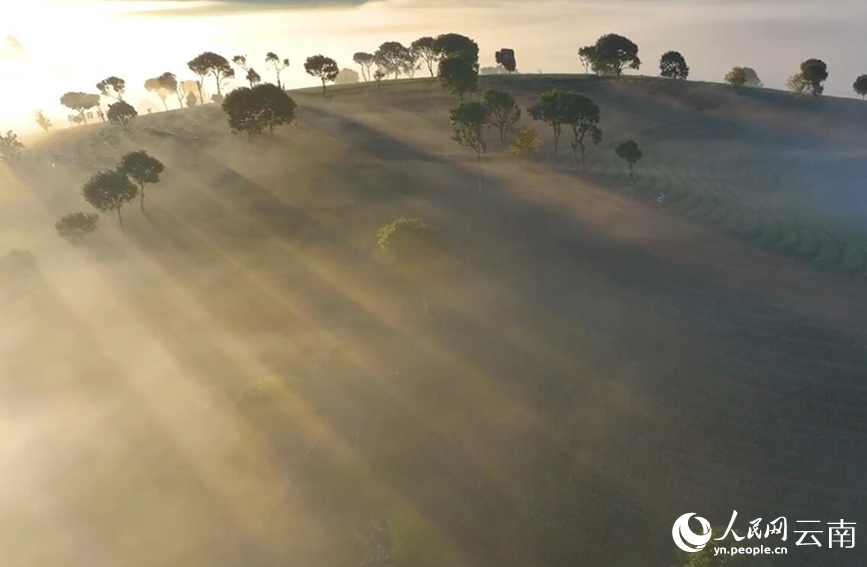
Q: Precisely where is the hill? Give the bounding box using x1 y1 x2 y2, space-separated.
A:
1 75 865 567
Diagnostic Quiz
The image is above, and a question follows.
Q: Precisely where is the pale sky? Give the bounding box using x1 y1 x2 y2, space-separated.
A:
1 0 866 133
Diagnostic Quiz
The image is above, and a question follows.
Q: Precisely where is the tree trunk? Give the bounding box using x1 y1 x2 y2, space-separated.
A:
117 207 124 230
321 79 327 94
140 186 146 214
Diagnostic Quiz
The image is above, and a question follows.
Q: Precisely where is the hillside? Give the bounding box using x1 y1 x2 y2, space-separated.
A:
1 75 866 567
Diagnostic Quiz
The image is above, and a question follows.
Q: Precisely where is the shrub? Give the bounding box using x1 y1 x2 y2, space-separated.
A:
507 126 543 157
55 212 99 245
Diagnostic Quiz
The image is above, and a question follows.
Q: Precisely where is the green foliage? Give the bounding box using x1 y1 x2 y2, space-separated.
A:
82 169 138 227
853 75 867 99
495 48 517 73
305 55 340 93
799 58 828 96
107 101 137 130
449 100 489 160
438 56 478 100
119 150 165 212
561 92 602 163
432 33 479 69
581 33 641 76
615 140 643 182
578 45 596 74
507 126 543 157
724 67 747 87
0 130 25 164
375 41 417 78
55 212 99 245
660 50 689 82
482 89 521 143
787 73 810 96
528 89 568 152
376 218 442 266
222 83 297 140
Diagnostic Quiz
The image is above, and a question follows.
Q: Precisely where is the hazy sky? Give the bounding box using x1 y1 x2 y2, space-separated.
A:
1 0 866 133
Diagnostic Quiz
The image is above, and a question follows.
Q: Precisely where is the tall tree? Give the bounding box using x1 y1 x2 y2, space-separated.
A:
265 52 290 89
799 59 828 96
107 101 137 131
433 33 480 70
578 46 596 74
586 34 640 77
660 50 689 89
411 37 438 77
144 77 170 110
222 83 297 139
560 92 602 164
449 101 489 192
60 92 100 125
374 42 407 79
353 52 375 81
118 150 165 213
438 56 478 101
304 55 340 94
35 110 52 132
96 76 126 101
615 140 643 184
528 89 568 153
483 89 521 144
188 52 235 100
495 49 517 74
82 170 138 229
155 72 182 107
725 66 762 87
854 75 867 100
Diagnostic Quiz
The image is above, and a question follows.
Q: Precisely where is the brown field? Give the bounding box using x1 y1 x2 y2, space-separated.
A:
1 75 865 567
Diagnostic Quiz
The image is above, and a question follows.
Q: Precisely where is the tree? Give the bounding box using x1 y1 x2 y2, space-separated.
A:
265 52 290 89
374 69 386 90
0 131 24 164
35 110 51 132
144 77 171 110
725 66 762 87
411 37 438 77
507 126 543 157
305 55 340 94
55 212 99 245
188 52 235 101
798 59 828 96
586 34 640 77
438 56 478 101
60 92 100 125
495 49 517 74
375 42 409 79
578 46 596 74
854 75 867 100
96 76 125 101
118 150 165 213
450 101 489 193
432 33 479 70
232 55 262 87
107 101 137 130
660 50 689 89
483 89 521 144
186 92 199 107
528 89 568 153
353 52 376 81
246 69 262 87
560 92 602 164
376 217 443 269
82 170 138 229
156 72 182 107
222 83 297 140
787 73 810 96
615 140 643 184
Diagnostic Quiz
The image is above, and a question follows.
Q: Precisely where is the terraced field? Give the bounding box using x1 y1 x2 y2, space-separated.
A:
1 76 865 567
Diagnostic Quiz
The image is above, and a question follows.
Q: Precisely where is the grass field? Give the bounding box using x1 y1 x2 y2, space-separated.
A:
1 75 865 567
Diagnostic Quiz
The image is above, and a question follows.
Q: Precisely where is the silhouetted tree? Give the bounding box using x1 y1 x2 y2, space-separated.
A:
854 75 867 100
438 56 478 100
660 51 689 90
560 92 602 164
584 34 640 77
528 89 568 153
96 76 125 101
354 52 375 81
118 150 164 213
374 42 406 79
188 52 235 101
483 89 521 144
615 140 643 184
495 49 517 74
145 77 170 110
0 131 24 164
155 72 182 107
82 170 138 229
433 33 480 70
60 92 100 125
265 52 290 89
223 83 297 140
55 212 99 245
578 46 596 74
305 55 340 94
107 101 137 130
411 37 438 77
35 110 51 132
374 69 385 90
798 59 828 96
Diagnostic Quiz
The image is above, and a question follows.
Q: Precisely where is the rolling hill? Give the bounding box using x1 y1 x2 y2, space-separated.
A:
1 75 865 567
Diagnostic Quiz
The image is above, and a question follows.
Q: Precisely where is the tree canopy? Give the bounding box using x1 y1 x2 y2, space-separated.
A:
615 140 643 183
725 66 762 87
119 150 165 213
528 89 568 152
854 75 867 100
96 76 126 101
495 49 517 74
55 212 99 245
107 101 137 130
60 92 100 124
432 33 479 70
660 51 689 83
483 89 521 144
581 34 641 76
0 130 24 165
353 52 376 81
449 100 489 162
265 52 290 89
560 92 602 163
411 37 438 77
188 52 235 100
799 58 828 96
438 56 478 100
304 55 340 94
82 170 138 228
222 83 297 139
